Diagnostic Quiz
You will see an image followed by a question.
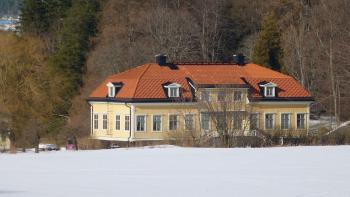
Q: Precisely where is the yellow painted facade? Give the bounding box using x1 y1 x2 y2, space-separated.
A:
89 88 311 141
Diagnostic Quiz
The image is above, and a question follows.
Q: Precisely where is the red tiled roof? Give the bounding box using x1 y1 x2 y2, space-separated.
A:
88 63 312 101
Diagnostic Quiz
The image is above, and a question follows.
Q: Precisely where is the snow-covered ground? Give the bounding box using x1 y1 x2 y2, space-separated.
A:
1 146 350 197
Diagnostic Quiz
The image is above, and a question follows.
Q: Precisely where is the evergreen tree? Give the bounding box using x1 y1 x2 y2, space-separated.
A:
252 13 284 71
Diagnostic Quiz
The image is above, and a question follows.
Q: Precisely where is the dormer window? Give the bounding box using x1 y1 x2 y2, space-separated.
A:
106 82 122 98
259 82 277 97
164 83 181 98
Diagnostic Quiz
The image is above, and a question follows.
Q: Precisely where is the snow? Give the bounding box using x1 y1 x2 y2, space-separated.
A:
1 146 350 197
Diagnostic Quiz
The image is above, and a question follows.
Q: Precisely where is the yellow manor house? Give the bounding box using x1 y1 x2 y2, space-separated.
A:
88 54 313 144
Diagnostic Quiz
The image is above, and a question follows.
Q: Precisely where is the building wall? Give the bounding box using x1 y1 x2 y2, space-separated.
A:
0 135 10 151
90 100 311 141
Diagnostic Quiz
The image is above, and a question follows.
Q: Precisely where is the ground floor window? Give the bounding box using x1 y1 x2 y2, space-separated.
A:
265 113 274 129
125 115 130 131
136 115 146 132
153 115 162 131
103 114 108 129
93 114 98 130
169 115 178 130
201 113 210 130
233 112 243 130
115 115 120 130
281 113 290 129
250 114 258 130
185 114 194 130
297 113 305 129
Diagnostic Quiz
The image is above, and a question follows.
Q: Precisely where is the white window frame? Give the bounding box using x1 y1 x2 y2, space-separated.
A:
136 115 146 132
115 114 121 131
280 113 291 130
152 115 162 132
102 113 108 130
164 83 181 98
264 113 275 130
93 113 99 130
106 82 115 97
124 115 130 131
200 113 210 132
296 113 306 130
260 82 277 97
168 114 178 131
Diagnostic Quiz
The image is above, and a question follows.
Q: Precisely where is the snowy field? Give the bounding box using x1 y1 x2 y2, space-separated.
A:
1 146 350 197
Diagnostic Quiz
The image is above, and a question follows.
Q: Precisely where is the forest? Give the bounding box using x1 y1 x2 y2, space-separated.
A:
0 0 349 150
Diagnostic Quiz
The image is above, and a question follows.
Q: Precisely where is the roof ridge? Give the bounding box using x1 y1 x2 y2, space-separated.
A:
132 63 152 97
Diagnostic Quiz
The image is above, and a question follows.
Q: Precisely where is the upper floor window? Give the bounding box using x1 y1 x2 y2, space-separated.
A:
234 90 242 101
164 83 181 98
217 91 225 101
201 91 210 101
106 82 122 98
260 82 277 97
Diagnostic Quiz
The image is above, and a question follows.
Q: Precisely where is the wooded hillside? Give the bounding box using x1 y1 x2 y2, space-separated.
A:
1 0 349 150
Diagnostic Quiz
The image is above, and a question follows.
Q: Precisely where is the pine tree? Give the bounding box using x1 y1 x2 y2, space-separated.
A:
252 13 284 71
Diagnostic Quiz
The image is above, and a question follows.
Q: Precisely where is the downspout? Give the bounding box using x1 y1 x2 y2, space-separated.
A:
125 102 132 147
88 102 93 137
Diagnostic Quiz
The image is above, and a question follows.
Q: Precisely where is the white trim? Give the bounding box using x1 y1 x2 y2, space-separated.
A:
295 112 307 130
135 115 147 132
93 113 99 131
115 114 121 131
164 83 181 98
152 114 163 132
264 112 275 130
280 112 291 130
124 115 130 132
102 113 108 130
168 114 179 131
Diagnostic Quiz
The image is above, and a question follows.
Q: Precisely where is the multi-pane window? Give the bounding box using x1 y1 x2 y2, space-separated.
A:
234 91 242 101
201 91 210 101
185 114 194 130
153 115 162 131
217 91 225 101
125 115 130 131
297 113 305 129
136 115 146 132
93 114 98 130
281 113 290 129
169 115 178 130
115 115 120 130
103 114 108 129
265 87 275 97
250 114 258 130
265 113 274 129
233 113 242 129
169 87 179 97
201 113 210 130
